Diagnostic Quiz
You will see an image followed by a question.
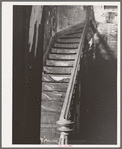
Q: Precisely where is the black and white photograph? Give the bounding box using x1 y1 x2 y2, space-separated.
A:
2 1 121 148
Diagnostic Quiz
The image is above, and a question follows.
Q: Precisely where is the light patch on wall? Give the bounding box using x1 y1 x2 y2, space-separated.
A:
28 6 43 56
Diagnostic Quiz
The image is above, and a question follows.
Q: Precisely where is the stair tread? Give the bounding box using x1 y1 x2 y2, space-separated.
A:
49 53 76 60
42 91 65 98
40 132 59 144
46 60 74 66
41 127 60 134
42 73 70 82
41 124 58 127
54 43 78 48
42 82 68 91
61 32 82 38
57 38 80 43
43 66 72 74
43 74 71 77
41 111 60 124
65 29 83 35
41 100 62 112
51 48 77 54
42 92 64 101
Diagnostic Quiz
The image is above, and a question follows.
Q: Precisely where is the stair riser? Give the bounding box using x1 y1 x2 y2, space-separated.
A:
49 54 76 60
51 48 77 54
41 101 62 112
54 43 78 48
42 92 65 99
41 127 59 134
42 82 68 91
40 132 59 144
42 93 64 101
61 33 81 38
42 74 70 82
42 74 55 82
46 60 74 66
41 112 60 124
43 66 72 74
57 38 80 43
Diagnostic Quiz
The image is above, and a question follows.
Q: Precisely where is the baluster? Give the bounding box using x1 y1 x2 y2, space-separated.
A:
57 119 74 145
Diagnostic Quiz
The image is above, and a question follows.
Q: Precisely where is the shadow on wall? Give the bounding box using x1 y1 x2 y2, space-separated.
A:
79 32 117 144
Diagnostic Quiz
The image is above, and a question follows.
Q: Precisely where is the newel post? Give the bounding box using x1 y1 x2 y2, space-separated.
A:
57 119 74 145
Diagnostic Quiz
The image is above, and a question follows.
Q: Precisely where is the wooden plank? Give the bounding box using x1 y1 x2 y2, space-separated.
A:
42 91 65 101
49 53 76 60
56 22 84 38
43 66 72 74
61 33 82 38
42 73 70 82
41 111 60 124
54 43 78 48
40 131 59 144
42 82 68 91
41 100 63 112
51 48 77 54
57 38 80 43
46 60 74 66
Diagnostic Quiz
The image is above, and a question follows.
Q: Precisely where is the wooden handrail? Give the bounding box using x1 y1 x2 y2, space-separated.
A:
56 6 91 145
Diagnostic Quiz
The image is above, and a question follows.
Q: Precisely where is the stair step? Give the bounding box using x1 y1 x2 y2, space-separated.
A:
54 43 78 48
42 92 64 102
40 131 59 144
57 38 80 43
41 124 58 128
41 127 59 134
51 48 77 54
61 32 82 38
42 91 65 101
42 73 70 82
41 111 60 124
49 53 76 60
65 29 83 35
41 100 62 112
46 60 74 66
43 66 72 74
42 73 55 82
42 82 68 91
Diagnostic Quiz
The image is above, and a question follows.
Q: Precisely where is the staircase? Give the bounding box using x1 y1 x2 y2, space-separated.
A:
40 25 84 144
40 5 95 144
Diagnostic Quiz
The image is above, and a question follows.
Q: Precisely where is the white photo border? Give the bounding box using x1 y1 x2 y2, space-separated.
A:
2 1 121 148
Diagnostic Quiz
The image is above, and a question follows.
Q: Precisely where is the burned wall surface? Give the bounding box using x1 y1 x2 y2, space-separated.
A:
57 6 86 31
43 6 57 55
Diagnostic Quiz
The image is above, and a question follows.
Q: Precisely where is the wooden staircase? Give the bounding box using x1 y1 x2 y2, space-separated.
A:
40 26 83 144
40 6 95 145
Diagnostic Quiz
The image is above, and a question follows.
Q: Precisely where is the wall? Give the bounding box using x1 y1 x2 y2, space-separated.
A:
79 5 118 144
43 6 57 55
57 6 86 31
13 6 44 144
93 5 118 59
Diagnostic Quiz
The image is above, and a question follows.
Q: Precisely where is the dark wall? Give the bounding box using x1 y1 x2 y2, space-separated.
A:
13 6 44 144
43 6 57 55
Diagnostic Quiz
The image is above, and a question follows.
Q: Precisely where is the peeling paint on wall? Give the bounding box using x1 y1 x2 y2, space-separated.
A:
93 5 118 59
28 6 43 56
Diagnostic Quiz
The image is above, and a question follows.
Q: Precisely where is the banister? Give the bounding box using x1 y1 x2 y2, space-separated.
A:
56 6 91 145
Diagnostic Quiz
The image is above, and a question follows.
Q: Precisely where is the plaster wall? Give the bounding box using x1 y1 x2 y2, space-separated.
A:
57 6 86 31
93 5 118 59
